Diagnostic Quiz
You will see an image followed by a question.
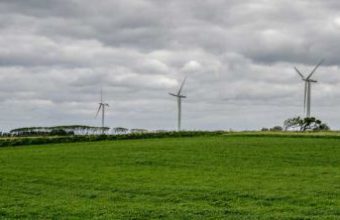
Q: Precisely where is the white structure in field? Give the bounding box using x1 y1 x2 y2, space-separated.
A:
294 60 324 117
169 77 187 131
96 89 109 133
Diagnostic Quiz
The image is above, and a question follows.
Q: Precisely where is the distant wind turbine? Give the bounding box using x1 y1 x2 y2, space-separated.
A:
96 89 109 134
169 77 187 131
294 59 324 117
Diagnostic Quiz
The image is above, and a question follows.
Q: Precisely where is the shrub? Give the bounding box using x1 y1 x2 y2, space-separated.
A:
284 117 330 131
50 129 68 136
270 126 283 131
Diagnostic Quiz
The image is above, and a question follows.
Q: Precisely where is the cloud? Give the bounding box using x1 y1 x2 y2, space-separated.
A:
181 60 202 73
0 0 340 131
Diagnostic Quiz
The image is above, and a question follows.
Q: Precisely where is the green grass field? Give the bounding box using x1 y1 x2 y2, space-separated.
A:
1 136 340 219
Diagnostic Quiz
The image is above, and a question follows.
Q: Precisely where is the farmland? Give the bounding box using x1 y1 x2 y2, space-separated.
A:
1 135 340 219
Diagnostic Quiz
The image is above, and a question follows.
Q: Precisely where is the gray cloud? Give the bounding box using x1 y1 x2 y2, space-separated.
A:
0 0 340 131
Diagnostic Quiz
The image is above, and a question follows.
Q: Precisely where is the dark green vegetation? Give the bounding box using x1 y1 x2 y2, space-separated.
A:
3 130 340 148
284 117 330 131
0 131 225 147
9 125 110 136
1 136 340 219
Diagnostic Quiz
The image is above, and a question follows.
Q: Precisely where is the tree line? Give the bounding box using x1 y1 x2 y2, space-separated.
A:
0 116 331 137
1 125 151 137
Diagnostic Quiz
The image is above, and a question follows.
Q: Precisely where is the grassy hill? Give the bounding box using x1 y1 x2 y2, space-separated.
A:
0 136 340 219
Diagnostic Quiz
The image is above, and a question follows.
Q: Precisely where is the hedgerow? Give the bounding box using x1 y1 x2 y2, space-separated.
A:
0 131 225 147
1 131 340 148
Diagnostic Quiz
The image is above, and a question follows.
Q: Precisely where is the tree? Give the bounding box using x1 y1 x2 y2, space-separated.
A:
50 129 68 136
270 126 283 131
113 127 129 134
284 117 330 131
130 129 148 133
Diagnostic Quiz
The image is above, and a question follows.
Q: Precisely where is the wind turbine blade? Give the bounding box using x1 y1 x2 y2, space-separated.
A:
177 76 187 96
95 104 102 118
294 67 305 79
306 59 324 79
100 88 103 103
169 92 178 97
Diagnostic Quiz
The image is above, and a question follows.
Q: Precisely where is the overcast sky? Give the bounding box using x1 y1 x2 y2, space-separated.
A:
1 0 340 131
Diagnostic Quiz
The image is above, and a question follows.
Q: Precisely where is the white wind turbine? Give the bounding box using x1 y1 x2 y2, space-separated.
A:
294 59 324 117
169 77 187 131
96 89 109 134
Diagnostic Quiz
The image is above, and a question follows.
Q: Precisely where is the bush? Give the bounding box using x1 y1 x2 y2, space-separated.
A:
50 129 68 136
270 126 283 131
284 117 330 131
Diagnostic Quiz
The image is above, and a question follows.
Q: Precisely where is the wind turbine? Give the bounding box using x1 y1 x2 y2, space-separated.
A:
169 77 187 131
96 89 109 134
294 59 324 117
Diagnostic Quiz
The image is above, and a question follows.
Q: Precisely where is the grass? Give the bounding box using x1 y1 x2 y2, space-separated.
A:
0 136 340 219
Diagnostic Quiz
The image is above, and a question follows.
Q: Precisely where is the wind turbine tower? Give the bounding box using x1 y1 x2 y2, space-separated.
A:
169 77 187 131
294 59 324 117
96 89 109 134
